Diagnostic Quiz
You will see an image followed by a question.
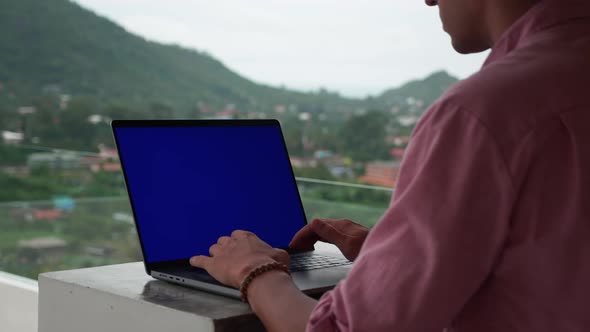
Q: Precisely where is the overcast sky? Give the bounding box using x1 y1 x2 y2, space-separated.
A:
74 0 489 98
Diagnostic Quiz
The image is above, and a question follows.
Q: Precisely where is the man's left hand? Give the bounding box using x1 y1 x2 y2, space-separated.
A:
189 230 290 288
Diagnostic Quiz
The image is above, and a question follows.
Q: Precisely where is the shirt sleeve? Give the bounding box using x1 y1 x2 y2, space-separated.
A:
307 99 516 331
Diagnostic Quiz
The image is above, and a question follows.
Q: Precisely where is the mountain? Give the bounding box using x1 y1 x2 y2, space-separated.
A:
0 0 458 116
376 71 459 108
0 0 361 115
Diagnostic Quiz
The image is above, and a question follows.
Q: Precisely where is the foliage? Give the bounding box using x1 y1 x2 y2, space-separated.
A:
303 185 391 209
293 165 336 180
339 112 391 162
0 144 29 165
0 170 124 202
0 0 362 114
376 71 459 109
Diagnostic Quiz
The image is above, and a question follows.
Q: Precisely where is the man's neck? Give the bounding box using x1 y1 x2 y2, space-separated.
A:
485 0 539 46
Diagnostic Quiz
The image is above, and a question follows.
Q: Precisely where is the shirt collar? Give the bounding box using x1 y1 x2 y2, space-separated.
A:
483 0 590 67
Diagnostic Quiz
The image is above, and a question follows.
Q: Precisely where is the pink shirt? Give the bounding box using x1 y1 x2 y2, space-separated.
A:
307 1 590 331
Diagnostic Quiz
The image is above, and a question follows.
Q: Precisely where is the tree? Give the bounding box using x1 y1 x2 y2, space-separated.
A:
339 112 390 162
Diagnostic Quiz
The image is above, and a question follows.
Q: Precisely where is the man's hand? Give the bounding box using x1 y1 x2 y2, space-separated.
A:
289 218 369 261
189 230 290 289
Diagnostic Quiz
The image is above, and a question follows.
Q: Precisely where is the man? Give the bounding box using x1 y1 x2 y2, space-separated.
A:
190 0 590 330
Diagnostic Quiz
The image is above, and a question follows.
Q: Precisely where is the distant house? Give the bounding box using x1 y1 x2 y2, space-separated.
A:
98 144 119 160
318 154 354 179
112 212 134 224
385 135 411 146
27 152 81 170
1 165 29 177
314 150 334 160
214 109 236 119
53 196 75 212
390 148 406 160
81 148 121 173
101 162 121 172
88 114 104 124
398 115 419 127
358 161 401 188
290 157 318 168
59 94 71 110
10 206 35 222
32 209 63 221
327 165 354 179
213 104 237 119
17 106 37 115
86 161 121 173
11 207 64 222
1 131 24 145
18 236 67 262
84 245 115 257
274 104 287 114
80 156 103 172
290 153 354 179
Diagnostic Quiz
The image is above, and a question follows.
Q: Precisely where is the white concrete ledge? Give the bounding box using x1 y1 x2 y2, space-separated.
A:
0 271 38 332
38 262 265 332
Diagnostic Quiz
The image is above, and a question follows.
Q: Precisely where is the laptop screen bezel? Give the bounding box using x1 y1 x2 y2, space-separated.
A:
111 119 310 275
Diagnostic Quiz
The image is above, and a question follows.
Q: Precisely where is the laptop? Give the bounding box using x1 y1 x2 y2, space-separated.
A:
111 119 352 299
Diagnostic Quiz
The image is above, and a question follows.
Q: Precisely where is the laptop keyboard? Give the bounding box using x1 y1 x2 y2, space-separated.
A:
289 254 352 272
174 254 352 281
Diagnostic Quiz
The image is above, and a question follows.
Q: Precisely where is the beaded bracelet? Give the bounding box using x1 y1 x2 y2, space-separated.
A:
239 262 290 303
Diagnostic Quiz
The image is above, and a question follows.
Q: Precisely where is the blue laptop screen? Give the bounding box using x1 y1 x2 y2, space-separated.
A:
113 123 307 263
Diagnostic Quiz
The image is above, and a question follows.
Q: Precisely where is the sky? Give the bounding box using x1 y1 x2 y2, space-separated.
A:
74 0 489 98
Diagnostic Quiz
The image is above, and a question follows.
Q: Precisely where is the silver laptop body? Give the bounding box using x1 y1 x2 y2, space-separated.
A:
112 119 352 299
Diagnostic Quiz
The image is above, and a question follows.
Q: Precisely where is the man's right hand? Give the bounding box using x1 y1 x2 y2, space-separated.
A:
289 218 369 261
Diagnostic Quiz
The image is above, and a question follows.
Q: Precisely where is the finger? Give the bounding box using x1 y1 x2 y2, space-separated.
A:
291 218 342 249
231 230 253 238
189 255 212 269
310 218 346 244
209 243 221 256
217 236 232 245
272 248 290 265
289 221 322 250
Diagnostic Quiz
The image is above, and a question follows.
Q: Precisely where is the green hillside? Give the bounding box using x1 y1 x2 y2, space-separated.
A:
0 0 459 118
0 0 361 115
376 71 459 108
